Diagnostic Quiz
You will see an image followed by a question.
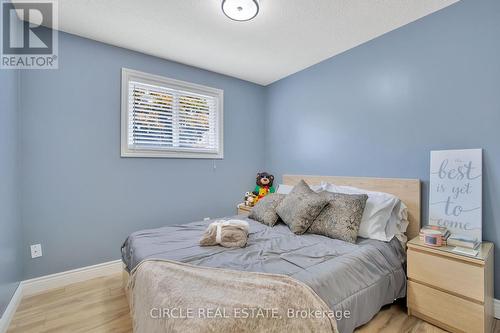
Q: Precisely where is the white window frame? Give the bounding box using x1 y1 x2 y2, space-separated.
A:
121 68 224 159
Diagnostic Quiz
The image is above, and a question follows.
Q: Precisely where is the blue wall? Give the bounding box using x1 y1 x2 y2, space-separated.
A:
0 70 22 316
19 31 266 278
265 0 500 296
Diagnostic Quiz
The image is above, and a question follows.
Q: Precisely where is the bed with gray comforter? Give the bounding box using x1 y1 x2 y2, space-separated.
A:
122 216 406 333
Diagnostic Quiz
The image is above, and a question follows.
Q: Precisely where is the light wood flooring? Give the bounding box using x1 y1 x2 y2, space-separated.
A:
7 273 500 333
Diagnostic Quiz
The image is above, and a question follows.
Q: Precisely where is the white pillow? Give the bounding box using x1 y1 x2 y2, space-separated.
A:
322 182 408 242
276 183 324 194
387 201 409 244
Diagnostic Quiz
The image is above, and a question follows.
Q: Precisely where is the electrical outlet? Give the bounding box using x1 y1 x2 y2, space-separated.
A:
30 244 42 259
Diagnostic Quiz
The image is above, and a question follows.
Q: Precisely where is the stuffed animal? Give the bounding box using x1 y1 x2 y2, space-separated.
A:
252 172 275 203
244 191 257 207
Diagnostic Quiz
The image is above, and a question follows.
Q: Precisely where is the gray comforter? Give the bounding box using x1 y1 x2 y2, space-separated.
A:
121 217 406 333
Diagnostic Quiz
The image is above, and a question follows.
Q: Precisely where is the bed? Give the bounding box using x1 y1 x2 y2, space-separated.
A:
122 175 421 333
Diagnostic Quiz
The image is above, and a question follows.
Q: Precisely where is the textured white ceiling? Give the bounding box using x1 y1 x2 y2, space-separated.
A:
35 0 459 85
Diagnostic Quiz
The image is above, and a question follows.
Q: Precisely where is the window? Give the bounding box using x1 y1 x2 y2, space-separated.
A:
121 68 223 158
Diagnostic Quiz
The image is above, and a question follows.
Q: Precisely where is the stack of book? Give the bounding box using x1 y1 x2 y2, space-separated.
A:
447 235 480 250
419 225 450 245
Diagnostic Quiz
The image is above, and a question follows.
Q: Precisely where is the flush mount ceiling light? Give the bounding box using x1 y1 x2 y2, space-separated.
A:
222 0 259 22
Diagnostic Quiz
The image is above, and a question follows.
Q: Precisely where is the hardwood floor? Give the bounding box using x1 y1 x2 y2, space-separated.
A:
7 274 131 333
7 274 500 332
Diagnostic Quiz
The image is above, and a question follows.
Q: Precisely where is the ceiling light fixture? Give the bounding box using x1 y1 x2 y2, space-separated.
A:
222 0 259 22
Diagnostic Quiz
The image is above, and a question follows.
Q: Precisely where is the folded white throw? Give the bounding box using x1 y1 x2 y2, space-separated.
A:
200 219 249 248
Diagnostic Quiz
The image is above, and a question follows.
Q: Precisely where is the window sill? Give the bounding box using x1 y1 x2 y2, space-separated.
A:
120 148 223 159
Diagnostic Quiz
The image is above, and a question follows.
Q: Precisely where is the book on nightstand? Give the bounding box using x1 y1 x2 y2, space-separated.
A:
447 234 480 249
450 246 479 257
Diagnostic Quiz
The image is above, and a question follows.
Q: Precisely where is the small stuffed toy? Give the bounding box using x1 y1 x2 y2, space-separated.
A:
244 191 257 207
200 219 249 248
252 172 275 203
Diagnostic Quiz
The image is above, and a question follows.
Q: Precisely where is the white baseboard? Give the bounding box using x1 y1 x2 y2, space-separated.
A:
22 259 122 297
0 284 23 333
0 259 122 333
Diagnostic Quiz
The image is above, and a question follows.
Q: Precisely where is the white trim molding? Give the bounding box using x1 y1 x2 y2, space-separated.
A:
0 260 122 333
22 260 122 297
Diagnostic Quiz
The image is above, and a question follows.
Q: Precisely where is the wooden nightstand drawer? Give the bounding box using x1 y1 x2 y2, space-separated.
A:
408 248 484 302
237 204 251 215
408 281 484 333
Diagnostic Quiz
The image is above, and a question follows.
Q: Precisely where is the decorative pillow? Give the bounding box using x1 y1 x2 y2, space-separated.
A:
307 192 368 243
276 180 328 234
322 182 406 242
248 193 285 226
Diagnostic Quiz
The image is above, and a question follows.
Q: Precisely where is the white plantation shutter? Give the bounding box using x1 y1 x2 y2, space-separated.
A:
121 69 223 158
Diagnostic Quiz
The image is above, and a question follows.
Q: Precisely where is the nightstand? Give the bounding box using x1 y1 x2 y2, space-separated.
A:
407 237 494 333
236 203 252 215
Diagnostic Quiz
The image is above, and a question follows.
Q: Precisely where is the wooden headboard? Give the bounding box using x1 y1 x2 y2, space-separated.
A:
283 175 421 240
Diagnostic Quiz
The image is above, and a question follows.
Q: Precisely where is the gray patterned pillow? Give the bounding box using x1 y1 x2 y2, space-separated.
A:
307 192 368 243
276 180 328 234
249 193 285 226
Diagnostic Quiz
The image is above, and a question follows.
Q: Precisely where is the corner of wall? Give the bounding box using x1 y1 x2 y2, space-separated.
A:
16 69 25 282
0 68 23 318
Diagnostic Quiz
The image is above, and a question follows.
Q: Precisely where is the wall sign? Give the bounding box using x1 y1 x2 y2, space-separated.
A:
429 149 482 241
